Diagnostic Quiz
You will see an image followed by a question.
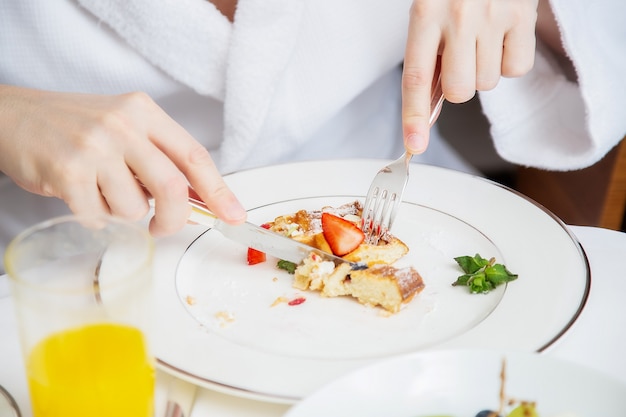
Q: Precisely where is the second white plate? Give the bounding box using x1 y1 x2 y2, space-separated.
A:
285 349 626 417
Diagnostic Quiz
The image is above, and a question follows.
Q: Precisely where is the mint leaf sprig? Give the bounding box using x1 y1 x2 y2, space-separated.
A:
452 254 518 294
277 259 297 274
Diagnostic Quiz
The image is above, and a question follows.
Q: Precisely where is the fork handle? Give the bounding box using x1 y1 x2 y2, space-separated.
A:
428 73 445 128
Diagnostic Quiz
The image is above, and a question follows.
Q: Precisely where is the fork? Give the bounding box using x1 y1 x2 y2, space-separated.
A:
361 76 445 244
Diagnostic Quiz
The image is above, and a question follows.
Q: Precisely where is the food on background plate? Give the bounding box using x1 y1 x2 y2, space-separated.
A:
420 359 574 417
421 404 539 417
248 200 424 313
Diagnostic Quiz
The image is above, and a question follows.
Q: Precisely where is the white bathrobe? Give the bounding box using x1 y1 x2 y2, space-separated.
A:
1 0 625 273
479 0 626 170
2 0 456 173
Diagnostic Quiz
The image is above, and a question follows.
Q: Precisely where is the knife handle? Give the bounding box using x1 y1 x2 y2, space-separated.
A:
140 183 218 228
185 187 218 227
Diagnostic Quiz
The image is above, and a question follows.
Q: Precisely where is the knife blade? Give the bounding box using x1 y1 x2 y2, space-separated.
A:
185 188 366 269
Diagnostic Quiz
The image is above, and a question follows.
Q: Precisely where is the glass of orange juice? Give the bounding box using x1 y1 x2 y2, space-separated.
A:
4 215 155 417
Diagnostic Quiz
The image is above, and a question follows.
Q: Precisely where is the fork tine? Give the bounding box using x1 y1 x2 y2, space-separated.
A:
360 153 408 244
360 186 378 236
370 191 395 244
369 190 390 242
365 159 409 245
360 175 393 239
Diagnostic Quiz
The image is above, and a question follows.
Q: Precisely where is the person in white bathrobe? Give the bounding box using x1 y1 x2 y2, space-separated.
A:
0 0 625 274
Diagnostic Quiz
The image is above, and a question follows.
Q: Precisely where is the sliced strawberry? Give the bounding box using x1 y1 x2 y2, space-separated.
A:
247 223 271 265
247 247 266 265
321 212 365 256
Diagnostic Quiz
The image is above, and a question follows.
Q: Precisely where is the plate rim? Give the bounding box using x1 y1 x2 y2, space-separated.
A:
484 179 591 353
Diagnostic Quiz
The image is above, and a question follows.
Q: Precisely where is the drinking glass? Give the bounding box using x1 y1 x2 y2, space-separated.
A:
4 215 155 417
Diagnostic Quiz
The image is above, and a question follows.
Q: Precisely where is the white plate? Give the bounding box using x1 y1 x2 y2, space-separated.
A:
284 349 626 417
153 160 589 403
176 198 507 360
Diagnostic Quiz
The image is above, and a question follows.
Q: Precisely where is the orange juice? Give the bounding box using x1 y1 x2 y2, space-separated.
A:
26 323 154 417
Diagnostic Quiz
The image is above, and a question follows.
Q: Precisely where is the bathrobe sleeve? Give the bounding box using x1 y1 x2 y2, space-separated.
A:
478 0 626 171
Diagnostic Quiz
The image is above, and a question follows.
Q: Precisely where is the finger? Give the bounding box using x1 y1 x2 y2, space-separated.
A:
144 106 247 225
440 21 477 103
41 148 112 218
181 146 247 224
502 29 536 77
125 138 191 238
476 30 504 91
502 7 537 77
61 176 112 219
97 159 150 221
402 18 441 154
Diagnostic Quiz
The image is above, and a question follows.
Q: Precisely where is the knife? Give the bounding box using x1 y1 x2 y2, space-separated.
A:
183 187 366 269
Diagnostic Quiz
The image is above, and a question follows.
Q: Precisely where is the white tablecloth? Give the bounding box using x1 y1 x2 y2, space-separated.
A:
1 225 625 416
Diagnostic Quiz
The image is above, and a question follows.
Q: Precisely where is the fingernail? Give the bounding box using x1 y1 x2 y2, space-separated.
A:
406 133 427 153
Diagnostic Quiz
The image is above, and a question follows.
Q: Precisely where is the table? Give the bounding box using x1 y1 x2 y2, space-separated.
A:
1 225 625 416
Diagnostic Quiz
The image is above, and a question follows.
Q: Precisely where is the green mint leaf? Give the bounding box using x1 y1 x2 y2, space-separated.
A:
454 254 490 274
485 264 518 286
452 254 517 294
277 259 297 274
468 272 492 293
471 279 495 294
452 273 473 286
